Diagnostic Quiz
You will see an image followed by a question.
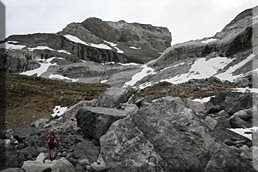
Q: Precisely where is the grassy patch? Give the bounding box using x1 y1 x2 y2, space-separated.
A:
138 80 236 100
3 74 110 128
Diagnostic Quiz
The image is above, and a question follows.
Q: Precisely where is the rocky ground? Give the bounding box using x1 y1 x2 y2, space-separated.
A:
0 86 257 171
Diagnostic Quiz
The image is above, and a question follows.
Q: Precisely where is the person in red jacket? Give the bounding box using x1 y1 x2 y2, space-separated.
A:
44 131 60 160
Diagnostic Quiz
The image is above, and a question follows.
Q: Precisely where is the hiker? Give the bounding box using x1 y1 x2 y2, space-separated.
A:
136 98 144 109
44 131 60 160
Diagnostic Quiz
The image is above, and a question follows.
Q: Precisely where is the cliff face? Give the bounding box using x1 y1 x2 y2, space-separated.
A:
59 17 172 63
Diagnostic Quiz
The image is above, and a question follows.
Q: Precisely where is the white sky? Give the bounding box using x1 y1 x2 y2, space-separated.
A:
1 0 258 44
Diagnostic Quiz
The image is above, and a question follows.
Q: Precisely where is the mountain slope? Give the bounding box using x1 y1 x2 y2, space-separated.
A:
126 5 258 89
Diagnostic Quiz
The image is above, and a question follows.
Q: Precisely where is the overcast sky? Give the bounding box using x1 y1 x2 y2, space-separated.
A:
1 0 258 44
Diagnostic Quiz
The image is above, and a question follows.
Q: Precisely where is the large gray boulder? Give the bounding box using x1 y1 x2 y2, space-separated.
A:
76 107 128 140
22 157 75 172
206 91 252 115
204 144 255 172
73 140 99 163
13 126 40 142
96 87 135 108
100 97 254 172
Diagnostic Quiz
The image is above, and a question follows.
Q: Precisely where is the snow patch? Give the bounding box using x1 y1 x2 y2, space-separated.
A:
101 62 116 65
105 41 123 53
104 41 117 47
91 43 112 50
51 106 68 117
101 62 139 66
114 47 124 53
64 35 112 50
20 57 58 77
231 87 258 93
130 46 141 50
28 46 71 54
229 127 258 140
161 62 185 72
64 35 88 45
100 80 108 83
49 74 78 82
7 41 19 44
5 42 26 50
161 57 233 84
139 82 152 89
216 54 255 82
123 65 156 87
118 62 140 66
192 96 214 103
201 38 217 44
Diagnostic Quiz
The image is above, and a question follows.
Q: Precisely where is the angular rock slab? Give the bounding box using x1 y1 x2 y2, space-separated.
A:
22 157 75 172
96 87 135 108
76 106 128 140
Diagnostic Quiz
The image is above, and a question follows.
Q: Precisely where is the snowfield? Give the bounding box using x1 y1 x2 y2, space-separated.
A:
160 57 233 84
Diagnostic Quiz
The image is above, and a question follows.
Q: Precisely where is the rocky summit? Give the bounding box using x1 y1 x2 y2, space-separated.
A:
0 5 258 172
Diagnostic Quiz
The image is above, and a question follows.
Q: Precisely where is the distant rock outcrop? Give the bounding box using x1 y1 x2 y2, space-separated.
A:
59 17 172 63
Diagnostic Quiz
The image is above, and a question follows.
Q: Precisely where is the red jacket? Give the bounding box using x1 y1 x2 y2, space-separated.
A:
44 132 60 143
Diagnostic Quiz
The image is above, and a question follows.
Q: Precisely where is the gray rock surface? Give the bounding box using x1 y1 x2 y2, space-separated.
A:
72 140 99 163
96 87 135 108
204 144 255 172
76 106 128 139
0 49 40 73
22 157 75 172
150 6 256 69
13 126 40 142
230 116 252 129
100 97 254 171
206 91 252 115
59 17 172 63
